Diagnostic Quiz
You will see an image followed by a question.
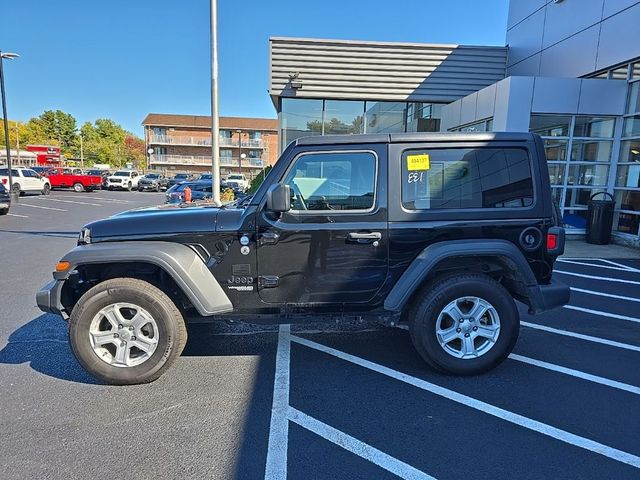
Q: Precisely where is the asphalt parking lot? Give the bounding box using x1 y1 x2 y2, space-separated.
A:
1 189 639 479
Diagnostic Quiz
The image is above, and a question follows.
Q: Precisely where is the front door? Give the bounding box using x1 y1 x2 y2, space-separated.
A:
256 146 388 306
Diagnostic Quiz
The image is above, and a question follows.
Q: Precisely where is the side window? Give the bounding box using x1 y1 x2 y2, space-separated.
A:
401 147 534 210
283 151 376 211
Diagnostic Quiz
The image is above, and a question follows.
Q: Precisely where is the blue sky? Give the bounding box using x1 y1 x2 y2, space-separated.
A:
0 0 508 136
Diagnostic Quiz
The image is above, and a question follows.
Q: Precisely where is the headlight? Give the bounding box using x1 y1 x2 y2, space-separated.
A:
78 227 91 245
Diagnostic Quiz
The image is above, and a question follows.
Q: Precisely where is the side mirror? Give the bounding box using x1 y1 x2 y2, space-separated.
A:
266 183 291 213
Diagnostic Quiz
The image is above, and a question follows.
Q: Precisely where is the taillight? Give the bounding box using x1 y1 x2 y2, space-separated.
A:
546 226 565 255
1 178 6 185
546 233 558 250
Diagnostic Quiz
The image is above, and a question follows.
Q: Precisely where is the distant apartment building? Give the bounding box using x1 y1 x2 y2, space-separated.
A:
142 114 278 179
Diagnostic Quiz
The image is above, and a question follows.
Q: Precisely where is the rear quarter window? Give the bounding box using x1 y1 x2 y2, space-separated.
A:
401 147 534 210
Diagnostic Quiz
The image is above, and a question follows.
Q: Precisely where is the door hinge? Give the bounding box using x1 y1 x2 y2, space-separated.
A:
258 275 279 288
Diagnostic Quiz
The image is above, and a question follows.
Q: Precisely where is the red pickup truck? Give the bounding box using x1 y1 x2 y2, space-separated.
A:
46 168 103 192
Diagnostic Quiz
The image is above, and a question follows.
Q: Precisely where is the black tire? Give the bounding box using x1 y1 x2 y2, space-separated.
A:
156 185 161 192
408 273 519 376
42 183 51 195
73 182 84 193
69 278 187 385
138 187 144 192
0 208 8 215
127 182 132 191
11 183 21 196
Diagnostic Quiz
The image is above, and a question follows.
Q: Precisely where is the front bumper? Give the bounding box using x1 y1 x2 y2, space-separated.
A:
36 280 66 317
526 277 571 315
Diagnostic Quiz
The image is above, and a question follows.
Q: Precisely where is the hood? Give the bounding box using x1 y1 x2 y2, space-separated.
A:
84 204 245 241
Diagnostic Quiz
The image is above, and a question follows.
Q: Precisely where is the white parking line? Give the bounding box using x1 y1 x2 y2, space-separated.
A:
570 287 640 303
554 270 640 285
600 259 640 273
556 259 635 272
564 305 640 324
509 354 640 395
36 197 103 207
291 335 640 469
521 321 640 353
55 195 131 203
6 213 28 218
288 407 437 480
13 203 67 212
265 324 290 480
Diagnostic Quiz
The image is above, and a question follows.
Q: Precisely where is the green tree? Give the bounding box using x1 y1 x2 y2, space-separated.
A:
248 165 272 193
38 110 78 154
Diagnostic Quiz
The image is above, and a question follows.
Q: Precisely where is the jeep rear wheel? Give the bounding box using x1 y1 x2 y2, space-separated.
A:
69 278 187 385
408 273 519 376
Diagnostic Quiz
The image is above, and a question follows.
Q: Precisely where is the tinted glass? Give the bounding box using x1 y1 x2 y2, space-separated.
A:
284 152 376 211
280 98 323 149
543 139 568 162
0 168 19 176
401 148 534 210
570 141 612 162
623 115 640 137
627 81 640 114
365 102 407 133
615 190 640 211
567 164 609 186
616 164 640 188
323 100 364 135
114 171 130 177
529 115 572 137
619 140 640 162
573 117 615 138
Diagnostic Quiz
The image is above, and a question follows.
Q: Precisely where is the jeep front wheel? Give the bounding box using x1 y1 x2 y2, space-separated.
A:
69 278 187 385
408 273 519 376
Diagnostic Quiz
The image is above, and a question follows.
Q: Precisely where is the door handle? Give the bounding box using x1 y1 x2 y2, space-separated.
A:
347 232 382 244
259 232 280 245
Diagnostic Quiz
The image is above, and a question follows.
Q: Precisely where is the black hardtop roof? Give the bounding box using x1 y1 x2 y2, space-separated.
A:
294 132 537 147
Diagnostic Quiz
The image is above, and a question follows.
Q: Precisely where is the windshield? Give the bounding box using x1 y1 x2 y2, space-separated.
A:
227 175 243 180
199 174 212 180
145 174 160 179
174 174 189 179
114 171 131 177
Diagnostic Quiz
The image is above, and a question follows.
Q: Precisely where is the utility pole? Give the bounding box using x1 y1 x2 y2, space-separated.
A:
79 132 84 169
210 0 221 206
0 51 19 198
15 120 20 164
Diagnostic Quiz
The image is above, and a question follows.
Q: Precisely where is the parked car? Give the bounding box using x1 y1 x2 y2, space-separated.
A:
86 169 111 187
225 173 249 191
36 132 569 385
0 167 51 196
198 173 213 181
0 182 10 215
138 173 169 192
47 168 103 192
164 181 215 204
167 173 194 188
105 170 141 191
31 166 55 177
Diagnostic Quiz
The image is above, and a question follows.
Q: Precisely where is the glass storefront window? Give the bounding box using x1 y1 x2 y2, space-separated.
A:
570 140 612 162
365 101 406 133
323 100 364 135
407 102 442 132
619 140 640 162
548 164 565 185
623 115 640 137
573 117 615 138
564 188 602 208
627 81 640 114
615 189 640 211
616 212 640 234
567 164 609 186
543 139 568 161
616 164 640 188
280 98 323 149
529 115 572 137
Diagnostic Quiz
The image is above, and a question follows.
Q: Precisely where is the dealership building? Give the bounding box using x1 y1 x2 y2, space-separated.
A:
268 0 640 244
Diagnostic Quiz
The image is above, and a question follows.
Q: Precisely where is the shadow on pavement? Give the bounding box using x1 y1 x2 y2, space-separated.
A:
0 314 98 384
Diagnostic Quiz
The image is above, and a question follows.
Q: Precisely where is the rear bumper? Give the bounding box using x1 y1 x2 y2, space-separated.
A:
36 280 66 317
526 277 571 315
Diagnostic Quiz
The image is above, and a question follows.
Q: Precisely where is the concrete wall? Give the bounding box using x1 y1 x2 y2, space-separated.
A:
440 77 628 131
507 0 640 77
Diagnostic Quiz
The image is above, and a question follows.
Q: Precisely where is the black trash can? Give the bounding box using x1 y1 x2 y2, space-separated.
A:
586 191 615 245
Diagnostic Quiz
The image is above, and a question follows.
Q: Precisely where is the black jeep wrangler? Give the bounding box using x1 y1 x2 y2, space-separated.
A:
37 132 569 385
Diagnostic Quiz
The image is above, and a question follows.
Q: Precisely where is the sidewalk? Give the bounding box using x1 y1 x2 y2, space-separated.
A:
562 238 639 259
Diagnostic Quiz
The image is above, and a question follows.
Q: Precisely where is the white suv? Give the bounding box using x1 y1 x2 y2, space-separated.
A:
106 170 140 191
0 167 51 196
225 173 248 191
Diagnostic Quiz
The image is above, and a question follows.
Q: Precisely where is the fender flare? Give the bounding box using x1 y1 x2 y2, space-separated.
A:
383 239 538 313
56 241 232 316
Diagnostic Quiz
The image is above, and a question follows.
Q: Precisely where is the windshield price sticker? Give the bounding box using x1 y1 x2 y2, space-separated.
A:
407 154 430 171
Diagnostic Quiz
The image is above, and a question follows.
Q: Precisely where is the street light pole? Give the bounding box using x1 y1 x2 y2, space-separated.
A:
236 129 242 177
0 51 19 197
79 132 84 169
210 0 221 206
